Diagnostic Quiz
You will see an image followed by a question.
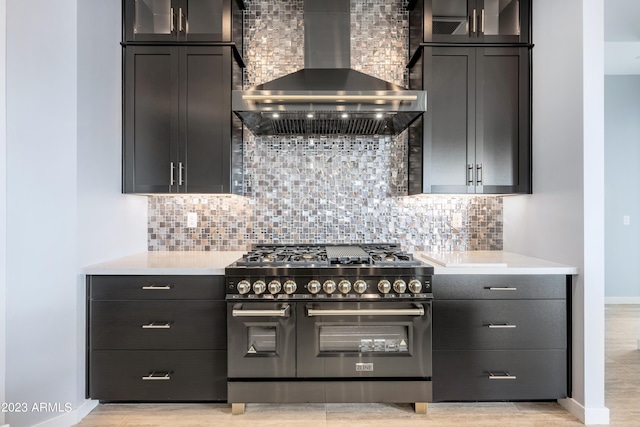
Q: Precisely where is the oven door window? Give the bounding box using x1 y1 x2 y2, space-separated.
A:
247 325 277 354
319 325 410 353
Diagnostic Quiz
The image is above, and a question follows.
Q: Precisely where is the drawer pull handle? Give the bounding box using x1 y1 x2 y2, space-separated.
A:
142 285 172 290
487 323 516 329
488 372 517 380
485 287 518 291
142 322 171 329
142 372 171 381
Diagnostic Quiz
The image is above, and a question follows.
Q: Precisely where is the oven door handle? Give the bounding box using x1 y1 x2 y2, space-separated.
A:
232 304 290 318
306 304 425 317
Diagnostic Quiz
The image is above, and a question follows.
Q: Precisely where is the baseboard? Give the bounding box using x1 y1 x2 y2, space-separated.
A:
605 297 640 304
558 397 610 425
31 400 98 427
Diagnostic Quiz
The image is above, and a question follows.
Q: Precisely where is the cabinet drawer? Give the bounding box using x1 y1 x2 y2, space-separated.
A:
89 275 225 300
433 300 566 350
433 275 566 300
90 301 226 350
433 350 567 401
89 350 227 401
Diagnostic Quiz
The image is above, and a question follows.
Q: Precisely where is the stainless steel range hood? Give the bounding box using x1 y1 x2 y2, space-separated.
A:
233 0 427 137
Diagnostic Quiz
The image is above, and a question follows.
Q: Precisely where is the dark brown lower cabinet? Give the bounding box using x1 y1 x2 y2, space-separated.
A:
87 275 227 401
433 350 567 401
432 275 570 401
89 350 226 401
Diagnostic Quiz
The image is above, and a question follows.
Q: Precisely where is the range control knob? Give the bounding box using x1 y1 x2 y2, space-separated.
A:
354 280 368 294
323 280 337 294
338 280 352 294
268 280 282 294
283 280 297 295
393 279 407 294
307 280 321 294
253 280 266 295
378 279 391 294
408 279 423 294
237 280 251 295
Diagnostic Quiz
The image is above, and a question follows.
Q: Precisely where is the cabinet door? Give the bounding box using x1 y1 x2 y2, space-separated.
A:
180 0 230 42
123 0 231 42
475 47 530 194
420 46 476 194
413 0 529 44
178 46 232 193
410 46 531 195
123 46 179 193
124 0 176 42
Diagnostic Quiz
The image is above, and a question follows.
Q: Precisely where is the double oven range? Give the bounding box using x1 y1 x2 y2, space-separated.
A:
225 244 434 414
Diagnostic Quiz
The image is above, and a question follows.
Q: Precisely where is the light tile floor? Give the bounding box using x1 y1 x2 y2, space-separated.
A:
75 305 640 427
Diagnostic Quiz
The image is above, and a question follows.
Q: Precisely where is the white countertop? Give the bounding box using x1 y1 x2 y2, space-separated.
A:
83 250 578 276
82 251 246 275
417 251 578 275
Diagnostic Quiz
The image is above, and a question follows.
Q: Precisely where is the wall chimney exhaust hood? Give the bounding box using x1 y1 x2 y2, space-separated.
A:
232 0 427 137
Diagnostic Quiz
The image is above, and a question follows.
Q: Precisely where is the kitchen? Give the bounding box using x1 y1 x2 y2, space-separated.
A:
0 0 634 426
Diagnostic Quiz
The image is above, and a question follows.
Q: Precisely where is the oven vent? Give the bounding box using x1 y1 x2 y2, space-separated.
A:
269 116 387 136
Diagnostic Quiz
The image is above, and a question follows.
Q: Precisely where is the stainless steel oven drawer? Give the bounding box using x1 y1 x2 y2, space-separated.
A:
433 300 567 350
433 349 567 401
89 350 226 401
90 300 226 350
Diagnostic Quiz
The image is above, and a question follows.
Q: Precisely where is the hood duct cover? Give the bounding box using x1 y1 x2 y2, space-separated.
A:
233 0 426 137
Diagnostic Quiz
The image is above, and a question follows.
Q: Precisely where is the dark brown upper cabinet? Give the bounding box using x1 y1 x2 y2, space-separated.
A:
408 0 530 54
408 46 531 195
123 0 244 44
122 45 243 194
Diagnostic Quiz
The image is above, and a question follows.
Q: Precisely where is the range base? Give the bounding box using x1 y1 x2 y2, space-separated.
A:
228 379 432 414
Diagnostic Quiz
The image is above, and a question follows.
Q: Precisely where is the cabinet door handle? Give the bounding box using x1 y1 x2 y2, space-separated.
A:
488 372 517 380
170 162 175 186
481 9 485 34
141 322 172 329
178 162 184 186
467 164 474 185
142 372 171 381
471 9 477 35
487 323 517 329
476 163 483 185
170 7 175 32
485 287 517 291
142 285 172 290
178 7 184 33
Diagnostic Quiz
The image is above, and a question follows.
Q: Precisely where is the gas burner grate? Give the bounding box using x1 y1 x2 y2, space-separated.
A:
235 243 422 267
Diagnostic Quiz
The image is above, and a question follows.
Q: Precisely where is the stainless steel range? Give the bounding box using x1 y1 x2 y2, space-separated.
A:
225 243 434 414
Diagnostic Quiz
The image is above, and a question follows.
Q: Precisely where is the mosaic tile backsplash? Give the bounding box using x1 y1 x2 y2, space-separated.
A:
147 0 504 252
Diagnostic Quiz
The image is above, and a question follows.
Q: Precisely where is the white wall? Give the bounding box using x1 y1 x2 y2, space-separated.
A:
4 0 147 426
604 76 640 302
77 0 147 267
1 0 7 424
503 0 608 424
5 0 80 424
